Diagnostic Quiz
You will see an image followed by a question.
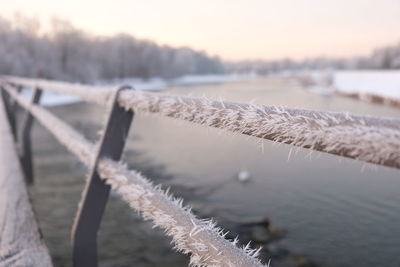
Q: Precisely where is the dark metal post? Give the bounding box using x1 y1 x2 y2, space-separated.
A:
11 85 23 119
72 86 134 267
18 88 42 184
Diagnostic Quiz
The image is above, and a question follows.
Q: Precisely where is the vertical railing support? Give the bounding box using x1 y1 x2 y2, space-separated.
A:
72 86 134 267
10 85 23 116
0 86 18 140
18 88 43 184
11 85 23 119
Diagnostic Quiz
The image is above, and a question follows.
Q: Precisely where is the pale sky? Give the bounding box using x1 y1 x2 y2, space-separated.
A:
1 0 399 61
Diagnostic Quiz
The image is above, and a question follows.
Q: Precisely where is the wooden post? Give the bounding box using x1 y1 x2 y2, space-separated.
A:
0 93 52 266
72 86 134 267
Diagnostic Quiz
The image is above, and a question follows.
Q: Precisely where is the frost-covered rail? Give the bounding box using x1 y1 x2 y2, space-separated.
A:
118 91 400 169
0 92 52 267
1 84 266 267
1 76 400 267
2 76 400 169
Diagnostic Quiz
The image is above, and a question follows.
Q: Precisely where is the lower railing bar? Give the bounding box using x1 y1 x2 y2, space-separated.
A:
72 86 134 267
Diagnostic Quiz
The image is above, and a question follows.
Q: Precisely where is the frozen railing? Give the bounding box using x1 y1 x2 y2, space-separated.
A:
1 76 400 267
3 75 400 169
0 81 265 267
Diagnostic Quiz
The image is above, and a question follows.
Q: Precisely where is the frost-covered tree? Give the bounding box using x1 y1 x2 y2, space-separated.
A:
226 42 400 75
0 14 224 83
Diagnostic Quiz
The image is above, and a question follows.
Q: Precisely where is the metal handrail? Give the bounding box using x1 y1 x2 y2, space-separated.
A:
1 83 265 267
2 76 400 169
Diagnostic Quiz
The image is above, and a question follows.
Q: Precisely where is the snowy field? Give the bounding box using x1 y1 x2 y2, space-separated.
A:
99 73 254 90
298 70 400 107
333 71 400 104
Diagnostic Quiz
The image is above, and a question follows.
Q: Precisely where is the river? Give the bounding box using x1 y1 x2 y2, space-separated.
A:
30 76 400 267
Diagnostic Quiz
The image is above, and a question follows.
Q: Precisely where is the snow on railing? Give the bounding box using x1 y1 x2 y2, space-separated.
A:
2 76 400 267
2 76 113 104
2 84 266 267
3 76 400 169
118 90 400 169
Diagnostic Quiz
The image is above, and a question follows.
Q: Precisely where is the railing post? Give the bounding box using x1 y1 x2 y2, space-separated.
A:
10 85 23 121
0 85 18 140
72 86 134 267
18 88 43 185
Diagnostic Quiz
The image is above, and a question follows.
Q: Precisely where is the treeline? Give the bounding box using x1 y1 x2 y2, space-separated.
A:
226 42 400 75
369 43 400 69
0 15 224 83
1 15 399 81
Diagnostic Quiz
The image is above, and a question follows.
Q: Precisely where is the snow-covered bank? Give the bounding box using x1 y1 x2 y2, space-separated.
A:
97 73 256 90
333 71 400 107
297 70 400 107
19 89 82 107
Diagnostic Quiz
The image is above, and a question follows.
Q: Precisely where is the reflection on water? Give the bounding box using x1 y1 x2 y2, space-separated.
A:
31 77 400 267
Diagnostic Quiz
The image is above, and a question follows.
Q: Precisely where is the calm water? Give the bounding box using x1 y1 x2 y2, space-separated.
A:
30 76 400 267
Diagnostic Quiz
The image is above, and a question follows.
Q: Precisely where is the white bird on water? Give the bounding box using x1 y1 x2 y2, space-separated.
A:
237 170 251 182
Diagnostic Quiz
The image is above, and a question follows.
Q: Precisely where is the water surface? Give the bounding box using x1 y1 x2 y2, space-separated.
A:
31 76 400 267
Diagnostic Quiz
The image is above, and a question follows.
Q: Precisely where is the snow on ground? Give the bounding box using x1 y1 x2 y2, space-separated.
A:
294 70 335 96
334 71 400 100
40 91 82 106
20 89 82 107
298 70 400 107
97 74 255 90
